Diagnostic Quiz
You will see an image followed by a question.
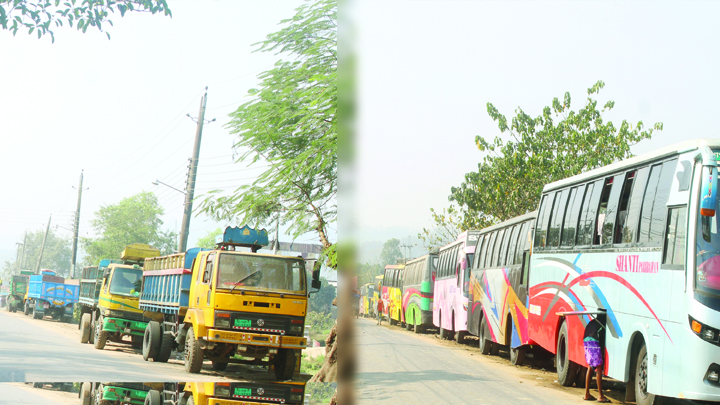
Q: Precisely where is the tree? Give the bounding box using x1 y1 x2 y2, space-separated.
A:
379 238 402 266
198 0 337 266
195 227 222 249
308 276 336 314
417 205 465 251
81 191 177 266
449 80 663 229
0 0 171 42
356 262 382 286
1 229 72 279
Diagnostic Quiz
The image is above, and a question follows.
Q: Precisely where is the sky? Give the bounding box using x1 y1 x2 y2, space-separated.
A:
351 0 720 262
0 0 336 266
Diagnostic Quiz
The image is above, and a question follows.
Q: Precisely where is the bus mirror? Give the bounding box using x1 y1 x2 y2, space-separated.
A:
700 165 718 217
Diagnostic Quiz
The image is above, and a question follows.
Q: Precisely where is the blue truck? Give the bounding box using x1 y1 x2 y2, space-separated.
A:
25 270 79 322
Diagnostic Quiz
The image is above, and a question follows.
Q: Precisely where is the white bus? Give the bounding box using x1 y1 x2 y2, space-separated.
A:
527 139 720 404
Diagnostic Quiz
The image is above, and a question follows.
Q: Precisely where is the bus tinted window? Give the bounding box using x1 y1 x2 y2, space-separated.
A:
491 229 505 267
613 171 636 243
577 180 602 246
515 222 530 264
623 166 650 243
498 226 513 266
601 174 624 245
561 186 582 246
505 224 520 266
475 235 486 269
650 159 679 243
484 232 497 268
639 163 663 244
534 194 552 248
548 188 570 247
595 177 614 245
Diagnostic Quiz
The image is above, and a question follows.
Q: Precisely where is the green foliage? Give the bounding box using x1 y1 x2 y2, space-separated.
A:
0 0 171 42
308 276 336 314
301 353 325 376
81 191 177 266
379 238 402 266
450 80 663 228
356 261 382 286
197 0 337 265
195 227 222 249
306 310 334 342
306 383 336 404
1 228 72 280
417 205 465 251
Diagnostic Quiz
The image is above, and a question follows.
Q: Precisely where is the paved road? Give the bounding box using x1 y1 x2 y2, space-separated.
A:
0 383 78 405
354 317 584 404
0 310 305 382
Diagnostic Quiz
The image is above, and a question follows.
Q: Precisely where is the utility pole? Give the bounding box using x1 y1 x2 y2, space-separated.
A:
273 214 280 255
35 215 51 274
20 231 27 270
14 242 23 273
71 170 84 279
178 87 209 253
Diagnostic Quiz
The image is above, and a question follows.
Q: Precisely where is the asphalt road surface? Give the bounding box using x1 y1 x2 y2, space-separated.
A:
0 310 306 383
0 383 79 405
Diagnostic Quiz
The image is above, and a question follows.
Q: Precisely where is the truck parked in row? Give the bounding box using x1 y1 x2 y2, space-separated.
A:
78 244 160 350
139 225 321 379
25 269 78 322
5 270 32 313
142 381 307 405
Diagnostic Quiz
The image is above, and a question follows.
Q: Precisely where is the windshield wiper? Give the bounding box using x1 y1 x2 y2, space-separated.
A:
229 269 262 294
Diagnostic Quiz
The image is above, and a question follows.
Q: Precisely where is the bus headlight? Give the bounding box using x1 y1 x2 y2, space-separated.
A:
704 329 716 341
689 316 720 345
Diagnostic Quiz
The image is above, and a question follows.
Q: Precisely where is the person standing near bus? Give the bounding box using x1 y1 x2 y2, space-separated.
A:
377 299 384 325
583 317 609 403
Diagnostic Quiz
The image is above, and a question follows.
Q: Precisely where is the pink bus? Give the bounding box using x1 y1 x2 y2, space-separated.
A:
433 230 481 342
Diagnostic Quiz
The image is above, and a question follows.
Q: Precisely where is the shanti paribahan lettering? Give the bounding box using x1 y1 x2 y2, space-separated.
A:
616 255 659 274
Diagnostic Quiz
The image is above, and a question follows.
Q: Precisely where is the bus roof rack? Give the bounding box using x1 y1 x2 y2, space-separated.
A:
215 225 269 252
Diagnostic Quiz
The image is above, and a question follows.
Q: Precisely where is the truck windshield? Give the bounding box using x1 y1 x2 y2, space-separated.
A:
216 254 306 294
697 194 720 298
109 268 142 297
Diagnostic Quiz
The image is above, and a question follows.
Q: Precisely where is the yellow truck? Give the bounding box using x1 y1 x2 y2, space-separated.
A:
139 226 321 379
142 381 306 405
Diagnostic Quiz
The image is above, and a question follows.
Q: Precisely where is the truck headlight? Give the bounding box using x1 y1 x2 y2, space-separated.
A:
214 383 231 397
289 325 303 333
215 311 231 328
290 394 303 402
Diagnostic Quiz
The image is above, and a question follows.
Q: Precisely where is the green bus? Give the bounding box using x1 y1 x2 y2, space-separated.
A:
402 251 438 333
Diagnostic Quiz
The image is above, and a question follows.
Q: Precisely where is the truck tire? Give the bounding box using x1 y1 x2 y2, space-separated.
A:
273 348 297 380
556 321 579 387
93 316 107 350
131 335 143 349
143 322 161 361
80 382 92 405
184 327 204 373
33 308 42 320
144 389 161 405
156 330 174 363
80 313 92 344
24 301 30 316
211 361 228 371
95 384 109 405
187 395 195 405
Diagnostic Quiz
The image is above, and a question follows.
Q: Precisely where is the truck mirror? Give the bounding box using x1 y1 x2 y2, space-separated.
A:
701 165 718 217
310 261 322 292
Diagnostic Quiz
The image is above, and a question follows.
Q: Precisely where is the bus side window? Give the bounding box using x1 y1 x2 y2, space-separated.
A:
662 206 687 269
491 229 505 267
478 234 489 269
601 173 625 245
649 159 680 243
474 235 485 269
622 166 650 243
499 226 514 266
594 177 614 245
638 163 663 245
577 180 603 246
534 194 552 249
505 225 519 267
548 188 570 247
561 186 582 247
514 222 530 264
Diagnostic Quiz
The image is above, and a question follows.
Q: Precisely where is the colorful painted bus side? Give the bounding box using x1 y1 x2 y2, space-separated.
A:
527 140 720 403
433 231 481 342
468 211 536 364
359 283 376 318
382 265 405 325
402 253 438 333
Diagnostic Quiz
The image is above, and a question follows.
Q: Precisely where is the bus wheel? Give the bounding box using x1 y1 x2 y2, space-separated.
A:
556 321 578 387
479 316 492 355
144 390 161 405
635 345 659 405
406 322 412 331
455 330 466 344
510 347 525 366
439 313 448 339
414 322 422 334
575 366 587 388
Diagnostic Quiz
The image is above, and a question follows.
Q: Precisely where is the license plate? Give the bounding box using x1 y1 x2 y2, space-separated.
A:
253 336 269 342
234 388 252 396
234 319 251 328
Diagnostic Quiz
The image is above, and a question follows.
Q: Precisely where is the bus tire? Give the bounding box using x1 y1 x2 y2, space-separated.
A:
143 321 161 361
156 330 174 363
635 344 662 405
479 316 492 355
455 330 466 344
144 389 161 405
414 322 422 334
80 313 92 344
439 313 448 339
575 366 587 388
93 316 107 350
274 348 297 380
556 321 578 387
184 326 205 374
491 341 500 355
510 347 525 366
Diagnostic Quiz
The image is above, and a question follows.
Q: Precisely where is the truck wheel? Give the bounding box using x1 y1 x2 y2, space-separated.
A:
80 382 92 405
33 309 42 320
211 361 228 371
273 348 297 380
556 321 579 387
144 389 161 405
24 302 29 316
187 395 195 405
184 327 205 373
95 384 109 405
156 330 174 363
131 335 143 349
80 313 92 344
143 322 161 361
93 316 107 350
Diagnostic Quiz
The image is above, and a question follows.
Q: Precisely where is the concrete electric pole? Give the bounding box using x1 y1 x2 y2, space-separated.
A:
35 215 51 274
71 170 84 278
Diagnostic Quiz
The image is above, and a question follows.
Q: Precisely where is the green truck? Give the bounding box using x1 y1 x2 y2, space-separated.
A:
5 270 33 313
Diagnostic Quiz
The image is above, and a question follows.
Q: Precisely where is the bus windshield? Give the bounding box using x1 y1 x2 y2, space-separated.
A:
697 197 720 297
216 253 306 295
109 268 142 297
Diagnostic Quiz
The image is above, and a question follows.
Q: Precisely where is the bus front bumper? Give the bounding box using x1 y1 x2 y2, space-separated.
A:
206 329 307 349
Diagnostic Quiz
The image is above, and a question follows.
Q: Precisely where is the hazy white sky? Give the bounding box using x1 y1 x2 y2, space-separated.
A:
0 0 336 265
353 0 718 256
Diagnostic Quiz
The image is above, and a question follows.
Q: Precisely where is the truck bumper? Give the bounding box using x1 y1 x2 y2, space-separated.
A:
204 399 298 405
206 329 306 349
103 317 148 336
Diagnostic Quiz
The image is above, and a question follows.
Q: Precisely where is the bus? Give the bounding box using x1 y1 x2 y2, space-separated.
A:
359 282 376 318
402 252 438 333
382 265 405 325
528 139 720 404
468 211 536 365
433 230 481 342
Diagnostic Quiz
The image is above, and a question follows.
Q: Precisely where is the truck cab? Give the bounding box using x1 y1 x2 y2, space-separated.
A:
6 271 31 313
142 382 306 405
